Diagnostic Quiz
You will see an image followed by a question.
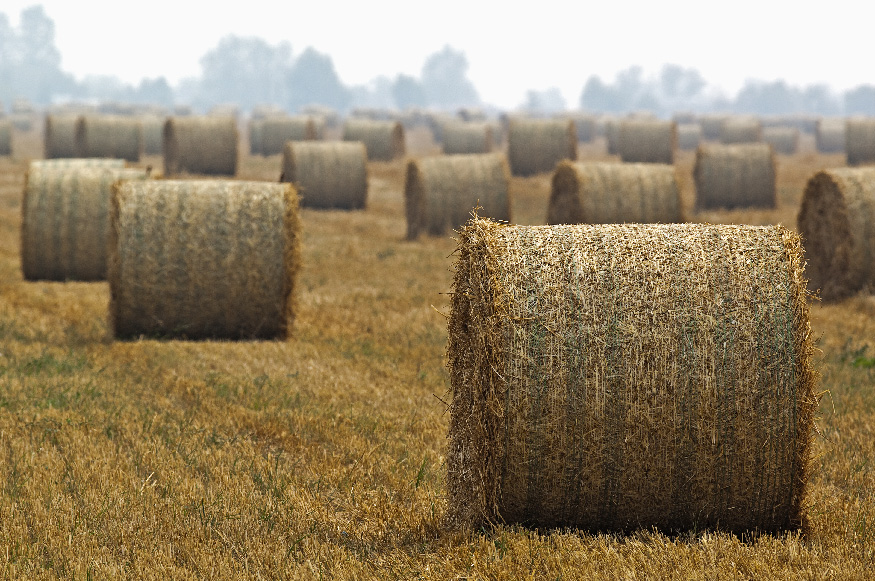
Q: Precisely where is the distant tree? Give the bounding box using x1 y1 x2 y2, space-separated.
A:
1 6 72 103
0 13 14 103
580 76 620 111
199 35 291 110
523 87 566 114
579 67 658 113
844 85 875 116
286 47 350 112
135 77 174 107
420 45 479 109
392 74 426 109
800 84 840 115
734 80 802 115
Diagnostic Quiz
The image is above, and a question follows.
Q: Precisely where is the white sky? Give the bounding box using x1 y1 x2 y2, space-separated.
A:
3 1 872 109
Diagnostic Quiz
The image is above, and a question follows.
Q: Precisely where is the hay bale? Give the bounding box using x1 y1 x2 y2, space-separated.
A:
249 119 264 155
548 161 680 225
30 158 126 170
75 115 143 162
604 118 620 154
258 116 319 156
815 118 845 153
845 118 875 166
21 166 150 281
762 127 799 155
44 114 81 159
446 218 817 533
677 123 702 151
441 121 494 155
700 114 729 140
108 180 300 340
797 167 875 301
281 142 367 210
694 143 776 210
0 120 12 156
404 153 510 239
163 116 238 176
141 116 165 155
342 119 405 161
720 117 762 144
572 114 597 143
507 118 577 177
618 120 676 164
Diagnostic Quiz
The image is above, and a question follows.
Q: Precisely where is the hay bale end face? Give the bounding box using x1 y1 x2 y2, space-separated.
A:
446 219 817 534
548 161 680 225
618 120 676 164
44 114 81 159
507 118 577 177
845 118 875 166
694 143 776 210
405 153 510 239
109 180 300 340
342 119 405 161
163 116 239 176
281 141 367 210
815 118 845 153
75 115 143 162
797 167 875 301
441 121 494 155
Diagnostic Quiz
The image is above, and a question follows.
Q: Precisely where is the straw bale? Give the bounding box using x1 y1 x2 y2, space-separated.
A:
0 120 11 156
44 114 81 159
405 153 510 239
281 141 367 210
75 115 143 162
548 161 680 225
30 158 126 170
21 166 150 281
694 143 776 210
249 120 264 155
700 114 729 140
762 127 799 155
342 119 405 161
570 114 596 143
258 116 319 156
141 116 165 155
618 120 677 164
677 123 702 151
109 180 300 340
458 107 487 122
720 117 762 144
797 168 875 301
507 118 577 177
845 118 875 166
441 121 494 155
446 218 817 534
163 116 238 176
815 118 845 153
604 118 620 154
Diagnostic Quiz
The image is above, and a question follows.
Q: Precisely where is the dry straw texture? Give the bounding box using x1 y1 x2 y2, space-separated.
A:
342 119 405 161
720 117 762 144
548 161 681 225
163 116 238 176
21 166 150 281
44 114 81 159
74 115 143 162
815 118 845 153
845 118 875 166
258 116 319 156
797 168 875 301
618 120 677 164
404 153 510 239
109 180 300 340
141 116 165 155
446 218 817 534
677 123 702 151
0 119 11 156
281 141 367 210
763 127 800 155
441 121 494 155
694 143 776 210
507 118 577 177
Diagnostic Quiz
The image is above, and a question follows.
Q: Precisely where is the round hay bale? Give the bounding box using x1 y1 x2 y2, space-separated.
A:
163 116 238 176
281 141 367 210
30 158 126 170
341 119 405 161
845 118 875 166
21 166 151 281
446 218 817 534
604 118 620 154
618 120 677 164
141 116 165 155
441 121 494 155
0 120 12 156
694 143 776 210
570 114 597 143
44 114 81 159
815 118 845 153
762 126 799 155
249 119 265 155
108 180 300 340
720 117 762 144
548 161 681 225
258 116 319 156
75 115 143 162
507 118 577 177
677 123 702 151
700 114 730 140
404 153 510 239
797 167 875 301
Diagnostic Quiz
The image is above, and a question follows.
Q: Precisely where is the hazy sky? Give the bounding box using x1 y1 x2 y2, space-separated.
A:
3 1 871 108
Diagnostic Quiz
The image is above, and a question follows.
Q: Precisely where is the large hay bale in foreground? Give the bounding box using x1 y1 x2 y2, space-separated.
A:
281 142 367 210
507 118 577 177
720 117 762 144
21 166 151 281
762 126 799 155
75 115 143 162
618 120 676 164
548 161 680 224
815 118 845 153
694 143 776 210
446 218 817 534
404 153 510 239
797 168 875 301
342 119 405 161
441 121 494 154
845 118 875 166
44 115 81 159
109 180 299 340
677 123 702 151
258 116 319 156
141 116 165 155
0 120 12 156
163 116 238 176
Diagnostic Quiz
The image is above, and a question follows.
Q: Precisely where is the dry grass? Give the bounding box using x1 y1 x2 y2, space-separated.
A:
1 126 875 578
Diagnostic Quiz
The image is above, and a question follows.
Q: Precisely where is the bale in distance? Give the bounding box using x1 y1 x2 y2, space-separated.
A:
700 114 729 140
507 118 577 177
21 166 151 281
548 161 681 225
163 116 238 176
694 143 776 210
281 141 367 210
603 118 620 154
74 115 143 162
342 119 405 161
109 180 300 340
30 158 126 170
0 120 12 156
618 120 677 164
845 118 875 166
141 116 165 155
797 168 875 301
446 218 817 534
404 153 510 239
720 117 762 144
762 126 799 155
815 118 845 153
441 121 494 154
258 116 320 156
44 114 81 159
677 123 702 151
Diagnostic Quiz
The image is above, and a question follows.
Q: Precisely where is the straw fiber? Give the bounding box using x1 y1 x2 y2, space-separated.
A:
44 114 81 159
109 180 299 340
281 141 367 210
342 119 405 161
441 121 494 155
258 116 319 156
720 117 762 144
694 143 776 210
815 118 845 153
0 120 11 156
762 127 799 155
163 116 238 176
446 218 817 534
507 118 577 177
845 118 875 166
618 120 676 164
75 115 143 162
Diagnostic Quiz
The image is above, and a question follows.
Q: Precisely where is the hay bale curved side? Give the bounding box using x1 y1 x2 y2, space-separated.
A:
763 127 799 155
75 115 143 162
677 123 702 151
548 161 681 225
281 141 367 210
846 118 875 166
44 114 81 159
604 119 620 155
700 114 729 140
815 118 845 153
507 118 577 177
720 117 762 144
260 116 318 156
797 168 875 301
163 116 239 176
441 121 494 155
446 219 817 534
618 120 677 164
21 166 150 281
108 180 300 339
342 119 405 161
30 158 126 170
694 143 776 210
141 116 165 155
0 120 12 156
404 153 510 239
